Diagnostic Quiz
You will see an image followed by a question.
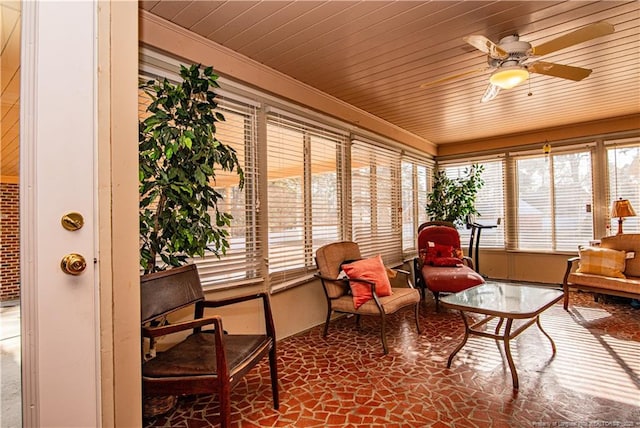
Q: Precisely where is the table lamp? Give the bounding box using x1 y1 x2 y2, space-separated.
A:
610 198 636 235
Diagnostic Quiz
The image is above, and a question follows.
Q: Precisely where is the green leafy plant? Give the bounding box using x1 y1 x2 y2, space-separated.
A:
139 64 244 274
426 164 484 227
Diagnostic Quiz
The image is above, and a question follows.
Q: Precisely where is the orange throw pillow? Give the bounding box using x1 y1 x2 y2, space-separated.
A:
342 255 393 309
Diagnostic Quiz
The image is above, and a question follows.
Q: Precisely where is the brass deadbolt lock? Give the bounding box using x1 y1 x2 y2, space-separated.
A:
61 253 87 275
61 212 84 231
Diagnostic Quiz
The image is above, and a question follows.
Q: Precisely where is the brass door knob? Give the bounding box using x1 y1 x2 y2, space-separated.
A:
60 253 87 275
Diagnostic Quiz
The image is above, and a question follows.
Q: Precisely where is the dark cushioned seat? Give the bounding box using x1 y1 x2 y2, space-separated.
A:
143 333 270 377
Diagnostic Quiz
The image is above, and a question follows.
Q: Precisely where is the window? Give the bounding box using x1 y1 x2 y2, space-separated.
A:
416 164 430 230
607 140 640 234
351 140 402 266
440 158 505 249
401 156 432 257
196 98 261 287
266 112 347 285
514 147 593 251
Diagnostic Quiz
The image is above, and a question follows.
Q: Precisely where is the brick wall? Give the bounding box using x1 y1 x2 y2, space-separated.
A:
1 183 20 301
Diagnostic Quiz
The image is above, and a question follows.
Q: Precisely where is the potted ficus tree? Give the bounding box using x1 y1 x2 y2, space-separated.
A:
426 164 484 227
139 64 244 274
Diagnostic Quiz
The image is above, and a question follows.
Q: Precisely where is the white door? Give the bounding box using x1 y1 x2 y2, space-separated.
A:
21 1 100 426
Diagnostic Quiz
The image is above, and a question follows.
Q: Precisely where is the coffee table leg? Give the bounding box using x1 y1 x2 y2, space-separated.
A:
447 311 470 368
502 318 519 390
536 316 557 356
493 318 505 353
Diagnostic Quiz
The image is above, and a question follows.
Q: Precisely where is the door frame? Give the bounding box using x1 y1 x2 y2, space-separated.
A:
20 1 140 426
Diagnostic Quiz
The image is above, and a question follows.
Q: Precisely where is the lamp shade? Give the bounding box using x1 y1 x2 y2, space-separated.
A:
489 66 529 89
611 198 636 235
610 198 636 219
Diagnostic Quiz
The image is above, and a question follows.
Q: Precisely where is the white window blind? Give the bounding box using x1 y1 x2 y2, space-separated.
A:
401 156 433 257
417 164 431 228
515 148 593 251
311 134 343 253
194 97 261 288
401 161 415 253
440 158 505 249
607 141 640 234
351 140 402 266
515 155 550 250
266 112 347 284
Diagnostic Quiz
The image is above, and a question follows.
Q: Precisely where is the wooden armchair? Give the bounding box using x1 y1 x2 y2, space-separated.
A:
140 264 279 426
315 241 421 354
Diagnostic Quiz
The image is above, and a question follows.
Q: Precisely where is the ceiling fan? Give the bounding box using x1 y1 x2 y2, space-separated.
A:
420 22 615 102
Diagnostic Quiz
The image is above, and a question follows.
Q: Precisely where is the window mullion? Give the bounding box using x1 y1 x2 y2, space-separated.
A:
303 132 313 268
549 156 557 251
340 140 350 241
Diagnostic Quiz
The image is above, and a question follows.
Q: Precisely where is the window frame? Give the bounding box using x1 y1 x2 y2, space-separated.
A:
350 139 403 266
140 46 640 292
265 110 349 289
437 157 506 251
401 155 434 259
606 138 640 235
511 144 595 252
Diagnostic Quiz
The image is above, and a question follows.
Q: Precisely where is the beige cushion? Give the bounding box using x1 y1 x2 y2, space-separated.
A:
601 234 640 277
567 272 640 295
330 287 420 314
576 246 626 278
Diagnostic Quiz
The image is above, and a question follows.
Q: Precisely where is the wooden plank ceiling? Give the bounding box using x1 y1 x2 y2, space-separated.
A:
141 0 640 147
2 2 639 179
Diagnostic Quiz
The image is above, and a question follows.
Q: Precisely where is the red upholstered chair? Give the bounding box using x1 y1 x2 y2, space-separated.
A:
414 221 485 311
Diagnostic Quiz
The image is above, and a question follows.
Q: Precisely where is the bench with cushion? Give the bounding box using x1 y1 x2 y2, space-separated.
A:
563 233 640 309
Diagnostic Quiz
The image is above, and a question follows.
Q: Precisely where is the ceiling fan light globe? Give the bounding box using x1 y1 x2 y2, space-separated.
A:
489 67 530 89
481 84 500 103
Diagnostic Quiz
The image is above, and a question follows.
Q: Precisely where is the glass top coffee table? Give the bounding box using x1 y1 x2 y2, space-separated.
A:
440 282 564 390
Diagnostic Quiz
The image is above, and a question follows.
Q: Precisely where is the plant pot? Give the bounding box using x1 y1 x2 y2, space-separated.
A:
142 395 177 419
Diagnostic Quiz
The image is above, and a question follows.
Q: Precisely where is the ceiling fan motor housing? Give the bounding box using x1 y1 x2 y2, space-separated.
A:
497 34 532 62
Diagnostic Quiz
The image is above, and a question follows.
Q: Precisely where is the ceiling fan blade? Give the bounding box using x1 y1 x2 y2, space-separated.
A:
464 35 509 59
528 61 592 81
532 22 614 56
420 68 488 89
480 84 500 103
